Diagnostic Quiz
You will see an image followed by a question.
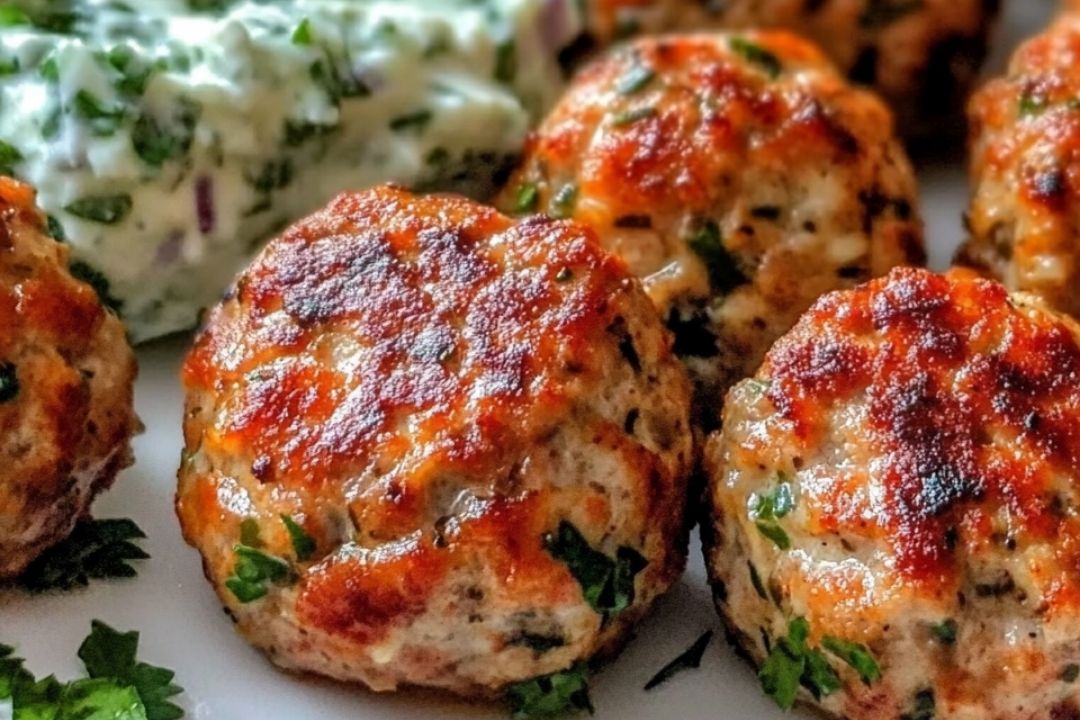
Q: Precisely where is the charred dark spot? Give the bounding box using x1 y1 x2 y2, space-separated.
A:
624 408 640 434
974 571 1015 598
613 214 653 229
251 455 272 483
1051 700 1080 720
667 307 719 358
1028 168 1068 212
849 46 879 87
750 206 781 221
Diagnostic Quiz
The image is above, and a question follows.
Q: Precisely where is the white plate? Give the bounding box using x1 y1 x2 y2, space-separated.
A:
0 3 1055 718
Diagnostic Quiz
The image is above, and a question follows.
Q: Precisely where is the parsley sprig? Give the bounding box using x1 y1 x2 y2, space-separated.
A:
17 518 149 592
1 621 184 720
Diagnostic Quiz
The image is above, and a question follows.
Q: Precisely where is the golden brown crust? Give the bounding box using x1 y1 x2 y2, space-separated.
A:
0 177 138 579
500 33 924 428
704 268 1080 719
958 11 1080 319
579 0 998 137
177 185 694 696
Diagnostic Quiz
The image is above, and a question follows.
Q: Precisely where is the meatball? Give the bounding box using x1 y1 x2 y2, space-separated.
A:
175 185 694 699
577 0 999 136
703 267 1080 720
498 33 924 428
957 11 1080 319
0 177 138 579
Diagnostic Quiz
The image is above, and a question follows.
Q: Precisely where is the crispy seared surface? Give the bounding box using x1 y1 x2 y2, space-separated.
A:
579 0 998 136
500 32 924 428
958 11 1080 320
0 177 138 579
177 185 694 696
704 267 1080 719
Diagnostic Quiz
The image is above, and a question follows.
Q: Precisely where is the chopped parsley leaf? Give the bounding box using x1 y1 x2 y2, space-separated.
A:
550 183 577 219
616 63 655 95
65 194 132 225
750 478 795 551
0 362 16 403
0 6 31 26
821 636 881 685
16 518 148 592
1019 93 1047 117
901 688 935 720
1063 664 1080 683
506 663 592 719
280 515 315 561
494 39 516 84
514 182 539 213
686 220 748 293
759 617 842 709
291 18 313 45
729 37 781 79
69 259 124 312
544 520 647 621
0 139 22 176
72 90 126 136
225 544 290 603
611 106 656 126
0 54 18 76
389 110 432 133
929 619 957 645
644 631 713 690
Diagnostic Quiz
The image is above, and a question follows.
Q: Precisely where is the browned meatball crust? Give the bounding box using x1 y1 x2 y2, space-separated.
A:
705 267 1080 719
0 177 138 579
176 185 694 699
499 32 924 428
957 11 1080 320
577 0 1000 137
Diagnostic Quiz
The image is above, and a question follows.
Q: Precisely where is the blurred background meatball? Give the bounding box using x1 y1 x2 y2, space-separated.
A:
176 186 694 700
499 32 924 429
704 267 1080 719
0 178 138 579
577 0 1000 138
957 10 1080 319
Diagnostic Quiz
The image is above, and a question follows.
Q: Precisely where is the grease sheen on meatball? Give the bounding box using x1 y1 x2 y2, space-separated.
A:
499 32 924 428
957 11 1080 319
0 177 138 579
176 185 694 697
704 267 1080 719
578 0 999 136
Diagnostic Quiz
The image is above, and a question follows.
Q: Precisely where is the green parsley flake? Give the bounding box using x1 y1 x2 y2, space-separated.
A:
280 514 315 561
543 521 647 621
821 636 881 685
506 663 592 719
929 618 957 645
729 37 782 79
494 40 516 84
0 362 16 403
616 63 655 95
0 139 22 177
225 544 290 603
389 109 432 133
65 194 133 225
549 183 577 219
644 631 714 690
291 18 313 45
686 220 748 293
611 106 656 127
759 617 842 709
515 182 539 213
750 479 795 550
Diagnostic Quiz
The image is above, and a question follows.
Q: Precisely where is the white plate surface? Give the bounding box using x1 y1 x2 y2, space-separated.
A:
0 3 1055 718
